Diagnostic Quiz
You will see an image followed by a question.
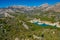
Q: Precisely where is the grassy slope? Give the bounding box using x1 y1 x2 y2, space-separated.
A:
0 13 60 40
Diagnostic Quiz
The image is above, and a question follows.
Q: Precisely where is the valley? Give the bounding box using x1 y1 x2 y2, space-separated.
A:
0 3 60 40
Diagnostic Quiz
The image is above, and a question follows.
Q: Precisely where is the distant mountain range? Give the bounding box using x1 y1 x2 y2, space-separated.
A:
0 3 60 18
0 3 60 13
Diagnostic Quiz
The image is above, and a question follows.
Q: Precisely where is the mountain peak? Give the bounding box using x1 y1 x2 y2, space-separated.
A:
39 3 49 7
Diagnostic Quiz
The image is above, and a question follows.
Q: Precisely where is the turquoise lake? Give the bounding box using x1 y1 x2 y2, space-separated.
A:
33 22 51 27
33 22 57 28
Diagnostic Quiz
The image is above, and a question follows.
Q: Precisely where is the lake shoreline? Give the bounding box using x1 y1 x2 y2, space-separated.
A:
29 18 60 28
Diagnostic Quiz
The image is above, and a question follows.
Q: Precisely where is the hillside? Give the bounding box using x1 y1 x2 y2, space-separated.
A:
0 3 60 40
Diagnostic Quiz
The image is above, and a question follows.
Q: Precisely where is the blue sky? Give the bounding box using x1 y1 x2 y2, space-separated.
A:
0 0 60 8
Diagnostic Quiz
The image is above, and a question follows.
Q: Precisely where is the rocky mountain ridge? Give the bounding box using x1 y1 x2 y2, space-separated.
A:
0 3 60 13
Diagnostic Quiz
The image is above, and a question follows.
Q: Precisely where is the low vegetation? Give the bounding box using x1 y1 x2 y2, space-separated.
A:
0 12 60 40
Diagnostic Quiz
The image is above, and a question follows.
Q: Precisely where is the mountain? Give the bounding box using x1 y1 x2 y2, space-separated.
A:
0 3 60 40
43 3 60 12
0 3 60 13
0 3 60 18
